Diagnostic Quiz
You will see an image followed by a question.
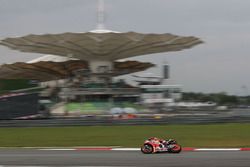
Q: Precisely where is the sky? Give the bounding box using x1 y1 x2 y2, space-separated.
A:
0 0 250 95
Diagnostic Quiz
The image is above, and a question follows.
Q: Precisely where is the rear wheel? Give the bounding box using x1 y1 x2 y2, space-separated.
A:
169 144 182 153
141 144 154 154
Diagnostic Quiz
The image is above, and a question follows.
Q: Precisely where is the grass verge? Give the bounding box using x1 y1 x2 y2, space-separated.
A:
0 123 249 147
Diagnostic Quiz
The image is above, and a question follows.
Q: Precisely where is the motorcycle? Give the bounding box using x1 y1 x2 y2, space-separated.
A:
141 138 182 154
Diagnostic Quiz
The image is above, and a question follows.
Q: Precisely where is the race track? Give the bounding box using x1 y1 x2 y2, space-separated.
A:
0 149 249 167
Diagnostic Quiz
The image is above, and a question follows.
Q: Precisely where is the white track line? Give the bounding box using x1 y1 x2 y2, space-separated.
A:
36 147 250 151
112 148 140 151
39 148 75 151
195 148 241 151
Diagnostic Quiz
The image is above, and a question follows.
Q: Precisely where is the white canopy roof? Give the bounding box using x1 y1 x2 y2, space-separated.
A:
27 55 76 63
0 55 154 81
1 31 203 61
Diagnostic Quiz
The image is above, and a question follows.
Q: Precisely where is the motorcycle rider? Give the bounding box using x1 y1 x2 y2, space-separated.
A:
148 137 168 148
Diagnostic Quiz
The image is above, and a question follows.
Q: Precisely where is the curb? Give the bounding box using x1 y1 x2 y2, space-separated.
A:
38 147 250 151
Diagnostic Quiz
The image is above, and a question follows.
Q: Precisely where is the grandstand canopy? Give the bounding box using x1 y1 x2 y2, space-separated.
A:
0 56 154 81
0 31 203 61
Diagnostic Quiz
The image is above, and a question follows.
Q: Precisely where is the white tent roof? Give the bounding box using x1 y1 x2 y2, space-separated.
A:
27 55 75 63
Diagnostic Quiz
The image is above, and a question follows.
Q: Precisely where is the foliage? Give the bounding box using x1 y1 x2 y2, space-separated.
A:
182 92 239 105
0 79 38 94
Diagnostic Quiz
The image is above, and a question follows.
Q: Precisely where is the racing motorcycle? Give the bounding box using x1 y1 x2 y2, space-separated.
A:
141 137 182 154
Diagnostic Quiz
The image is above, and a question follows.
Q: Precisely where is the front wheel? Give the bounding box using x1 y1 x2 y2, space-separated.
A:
168 144 182 153
141 144 154 154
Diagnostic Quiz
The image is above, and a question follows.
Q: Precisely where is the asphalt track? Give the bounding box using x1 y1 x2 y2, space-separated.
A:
0 149 250 167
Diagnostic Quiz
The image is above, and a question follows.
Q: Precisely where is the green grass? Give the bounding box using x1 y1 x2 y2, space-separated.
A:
0 123 249 147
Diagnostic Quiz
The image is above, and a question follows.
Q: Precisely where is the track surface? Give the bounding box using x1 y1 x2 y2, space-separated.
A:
0 149 249 167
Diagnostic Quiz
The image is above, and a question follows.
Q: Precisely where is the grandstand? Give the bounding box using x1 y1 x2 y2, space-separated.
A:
0 1 203 116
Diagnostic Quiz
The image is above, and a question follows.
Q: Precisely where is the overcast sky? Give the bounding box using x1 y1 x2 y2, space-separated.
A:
1 0 250 95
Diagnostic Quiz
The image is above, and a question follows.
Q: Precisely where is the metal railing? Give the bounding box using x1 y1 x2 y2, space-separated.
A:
59 87 140 96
